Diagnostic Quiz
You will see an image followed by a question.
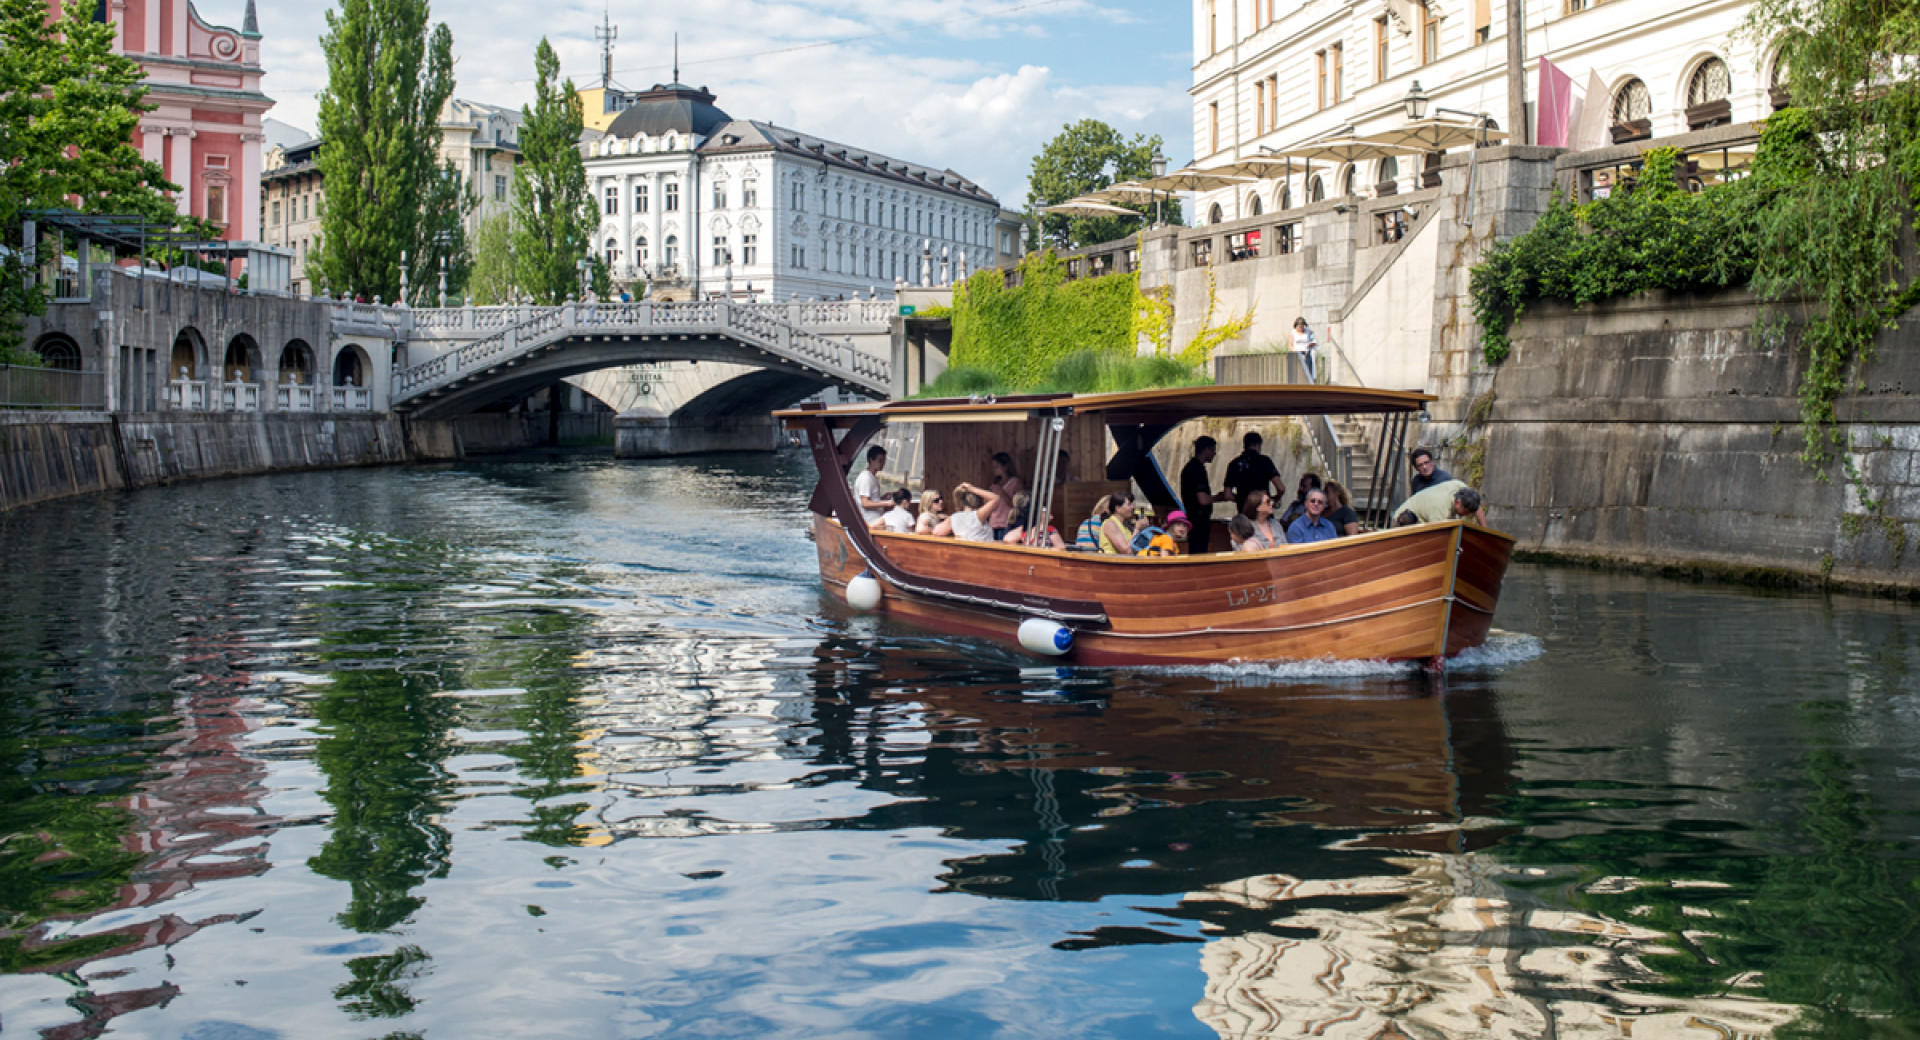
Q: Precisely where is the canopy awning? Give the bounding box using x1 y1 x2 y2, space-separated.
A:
776 384 1435 429
1136 167 1257 192
1040 199 1146 218
1263 136 1430 166
1355 119 1507 153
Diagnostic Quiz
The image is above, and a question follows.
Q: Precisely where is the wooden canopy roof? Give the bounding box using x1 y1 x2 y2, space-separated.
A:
775 384 1435 429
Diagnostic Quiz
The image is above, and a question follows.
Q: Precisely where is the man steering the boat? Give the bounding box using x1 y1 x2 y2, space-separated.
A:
1180 438 1229 554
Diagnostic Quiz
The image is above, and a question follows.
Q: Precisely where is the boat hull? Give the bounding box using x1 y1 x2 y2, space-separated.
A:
814 516 1513 666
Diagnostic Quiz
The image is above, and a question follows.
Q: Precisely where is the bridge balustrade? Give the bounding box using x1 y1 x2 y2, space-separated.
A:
220 381 263 412
332 387 373 411
275 384 318 411
169 379 207 411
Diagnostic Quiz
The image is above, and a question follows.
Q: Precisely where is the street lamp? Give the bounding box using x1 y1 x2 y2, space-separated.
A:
577 256 588 300
1149 144 1168 227
1403 81 1431 120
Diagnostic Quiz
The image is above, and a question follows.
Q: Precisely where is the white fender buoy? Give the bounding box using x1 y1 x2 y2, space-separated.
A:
845 572 883 612
1017 618 1074 657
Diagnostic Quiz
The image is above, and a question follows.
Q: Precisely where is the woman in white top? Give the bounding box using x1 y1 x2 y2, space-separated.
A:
947 481 1003 543
1290 317 1317 383
876 489 916 533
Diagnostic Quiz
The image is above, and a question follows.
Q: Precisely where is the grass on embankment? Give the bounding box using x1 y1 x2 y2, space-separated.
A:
912 349 1210 399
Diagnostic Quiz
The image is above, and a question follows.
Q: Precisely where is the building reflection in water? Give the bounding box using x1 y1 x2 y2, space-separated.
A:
801 639 1822 1038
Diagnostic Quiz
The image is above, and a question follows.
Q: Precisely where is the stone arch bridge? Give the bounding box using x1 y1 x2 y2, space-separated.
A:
397 299 897 454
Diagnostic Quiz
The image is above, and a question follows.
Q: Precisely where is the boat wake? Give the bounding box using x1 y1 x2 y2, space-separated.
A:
1137 630 1544 683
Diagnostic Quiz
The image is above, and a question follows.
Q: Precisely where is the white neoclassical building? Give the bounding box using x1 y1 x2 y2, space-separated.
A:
581 81 1008 300
1189 0 1775 222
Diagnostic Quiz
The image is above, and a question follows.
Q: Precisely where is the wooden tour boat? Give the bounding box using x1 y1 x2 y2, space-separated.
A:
776 384 1514 667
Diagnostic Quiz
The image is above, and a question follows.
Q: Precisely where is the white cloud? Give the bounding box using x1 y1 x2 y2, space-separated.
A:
198 0 1189 205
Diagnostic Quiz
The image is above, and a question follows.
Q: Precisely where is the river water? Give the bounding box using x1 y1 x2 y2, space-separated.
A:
0 452 1916 1039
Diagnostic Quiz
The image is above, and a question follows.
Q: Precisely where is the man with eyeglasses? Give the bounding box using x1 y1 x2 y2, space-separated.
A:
1408 447 1453 495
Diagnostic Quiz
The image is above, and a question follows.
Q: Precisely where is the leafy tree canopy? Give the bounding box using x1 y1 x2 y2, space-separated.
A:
510 39 597 305
1024 119 1180 250
314 0 457 303
0 0 180 357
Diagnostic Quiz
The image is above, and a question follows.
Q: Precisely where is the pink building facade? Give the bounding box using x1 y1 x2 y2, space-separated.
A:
57 0 273 242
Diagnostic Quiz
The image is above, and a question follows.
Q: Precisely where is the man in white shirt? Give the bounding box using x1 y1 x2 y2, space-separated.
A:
877 489 916 533
852 446 889 526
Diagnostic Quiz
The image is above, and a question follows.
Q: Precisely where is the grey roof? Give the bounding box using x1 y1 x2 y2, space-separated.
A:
603 83 733 139
697 120 997 205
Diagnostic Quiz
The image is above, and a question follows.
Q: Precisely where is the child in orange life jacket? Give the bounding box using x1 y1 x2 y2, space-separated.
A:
1139 510 1191 557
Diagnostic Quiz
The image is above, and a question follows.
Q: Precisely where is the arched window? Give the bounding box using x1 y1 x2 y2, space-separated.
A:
1379 156 1399 184
1341 166 1356 197
604 237 620 263
635 235 649 268
1248 194 1263 216
1769 49 1792 110
1611 78 1652 142
1279 185 1292 211
34 335 81 371
1687 57 1733 128
1208 203 1224 224
279 340 313 384
1309 176 1325 203
663 235 679 269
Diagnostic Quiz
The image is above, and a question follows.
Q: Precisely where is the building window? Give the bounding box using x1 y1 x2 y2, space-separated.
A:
495 174 507 199
1207 0 1218 54
1375 18 1389 83
271 200 281 225
604 237 620 263
635 183 649 212
713 236 729 265
1256 79 1267 133
636 236 649 267
1332 43 1344 104
1208 203 1224 224
665 182 680 211
1267 75 1280 132
742 182 757 207
604 185 619 215
1475 0 1491 41
1686 57 1733 128
663 235 678 269
1209 101 1220 154
792 245 805 268
1309 175 1326 202
714 183 727 209
791 181 804 210
1421 3 1438 64
206 184 226 226
1317 51 1328 110
1610 78 1653 141
741 234 757 265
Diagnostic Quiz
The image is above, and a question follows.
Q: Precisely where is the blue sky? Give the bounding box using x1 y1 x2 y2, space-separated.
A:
197 0 1197 207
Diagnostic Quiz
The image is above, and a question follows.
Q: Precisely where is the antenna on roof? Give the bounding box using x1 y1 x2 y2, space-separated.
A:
673 33 680 84
595 5 617 90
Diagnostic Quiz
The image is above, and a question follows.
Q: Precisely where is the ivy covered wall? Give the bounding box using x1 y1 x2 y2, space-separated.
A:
950 251 1139 388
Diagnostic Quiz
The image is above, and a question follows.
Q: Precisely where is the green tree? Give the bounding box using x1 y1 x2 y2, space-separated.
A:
1742 0 1920 466
466 210 515 304
410 160 473 305
1025 120 1179 250
0 0 178 357
313 0 456 303
511 39 596 304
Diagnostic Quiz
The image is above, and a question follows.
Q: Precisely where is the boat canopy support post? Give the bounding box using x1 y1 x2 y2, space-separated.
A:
1025 413 1067 546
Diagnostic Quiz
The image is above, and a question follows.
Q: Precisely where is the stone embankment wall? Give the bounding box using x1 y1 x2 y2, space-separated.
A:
1468 289 1920 592
0 413 463 514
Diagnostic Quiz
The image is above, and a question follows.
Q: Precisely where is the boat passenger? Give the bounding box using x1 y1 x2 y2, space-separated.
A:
1286 489 1338 544
986 452 1024 539
1097 492 1136 554
1323 481 1363 536
948 481 1004 543
853 446 890 526
915 490 952 537
1129 510 1163 553
1392 481 1485 527
1180 437 1227 554
1224 431 1283 513
1408 448 1454 495
1279 473 1321 530
1139 511 1189 556
1076 495 1113 551
1228 514 1256 552
877 489 916 534
1003 494 1067 549
1242 491 1286 548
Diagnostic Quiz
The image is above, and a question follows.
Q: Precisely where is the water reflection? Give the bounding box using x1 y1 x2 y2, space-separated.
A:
0 457 1916 1039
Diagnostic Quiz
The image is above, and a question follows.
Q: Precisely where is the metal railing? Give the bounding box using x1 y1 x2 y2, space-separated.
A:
0 364 105 410
405 298 898 335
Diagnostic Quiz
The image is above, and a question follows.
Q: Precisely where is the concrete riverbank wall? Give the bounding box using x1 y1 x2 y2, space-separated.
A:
0 413 463 513
1471 290 1920 593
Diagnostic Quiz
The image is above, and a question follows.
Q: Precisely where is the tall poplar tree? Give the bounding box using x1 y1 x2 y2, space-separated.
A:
511 38 596 304
314 0 456 302
0 0 178 356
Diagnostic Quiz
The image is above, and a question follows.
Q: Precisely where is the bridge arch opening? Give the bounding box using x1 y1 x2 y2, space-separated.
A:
31 333 83 371
332 344 369 388
171 327 206 380
224 334 261 382
279 340 314 385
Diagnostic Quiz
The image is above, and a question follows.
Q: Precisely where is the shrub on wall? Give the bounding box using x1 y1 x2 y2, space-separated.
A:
951 250 1140 388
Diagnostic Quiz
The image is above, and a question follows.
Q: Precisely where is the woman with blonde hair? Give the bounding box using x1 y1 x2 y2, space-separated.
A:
1097 492 1137 554
1323 481 1362 537
1076 494 1113 551
915 489 952 537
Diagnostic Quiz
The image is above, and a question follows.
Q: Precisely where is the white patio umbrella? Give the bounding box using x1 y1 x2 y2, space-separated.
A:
1039 199 1148 218
1264 136 1430 167
1135 166 1257 193
1356 119 1507 153
1082 180 1160 202
1200 155 1313 180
